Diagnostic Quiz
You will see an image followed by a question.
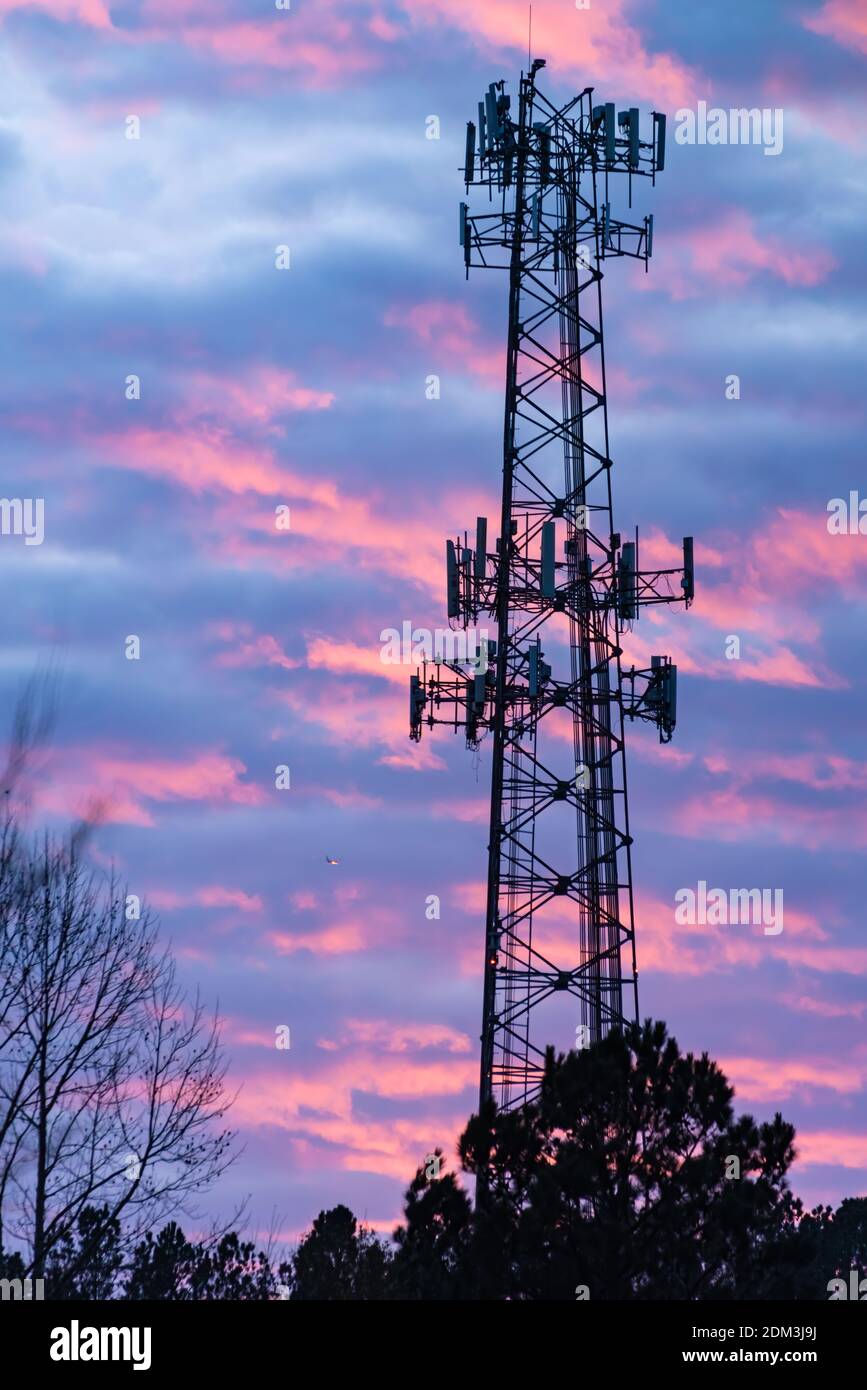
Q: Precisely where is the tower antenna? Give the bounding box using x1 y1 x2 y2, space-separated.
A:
412 69 692 1166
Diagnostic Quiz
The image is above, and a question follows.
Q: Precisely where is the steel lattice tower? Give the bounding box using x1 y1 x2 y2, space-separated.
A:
410 61 694 1115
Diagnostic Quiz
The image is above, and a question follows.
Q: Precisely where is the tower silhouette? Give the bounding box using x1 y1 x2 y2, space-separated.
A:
410 62 694 1114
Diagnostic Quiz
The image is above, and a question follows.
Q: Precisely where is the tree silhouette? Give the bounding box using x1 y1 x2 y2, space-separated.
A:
125 1220 192 1300
2 1022 857 1300
390 1148 474 1299
44 1205 123 1299
0 685 238 1284
287 1204 391 1300
126 1220 277 1300
822 1196 867 1280
779 1197 867 1300
456 1021 806 1299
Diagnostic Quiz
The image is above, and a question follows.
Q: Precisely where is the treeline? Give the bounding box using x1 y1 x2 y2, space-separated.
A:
3 1023 866 1300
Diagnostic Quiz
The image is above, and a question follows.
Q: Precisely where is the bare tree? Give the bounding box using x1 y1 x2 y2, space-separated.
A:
0 681 238 1285
0 831 238 1283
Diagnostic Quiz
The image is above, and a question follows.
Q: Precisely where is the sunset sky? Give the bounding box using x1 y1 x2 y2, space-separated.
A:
1 0 866 1242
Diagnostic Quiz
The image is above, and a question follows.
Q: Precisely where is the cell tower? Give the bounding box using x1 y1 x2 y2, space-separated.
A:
409 61 695 1115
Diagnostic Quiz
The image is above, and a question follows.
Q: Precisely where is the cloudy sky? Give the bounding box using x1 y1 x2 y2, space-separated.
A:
1 0 866 1241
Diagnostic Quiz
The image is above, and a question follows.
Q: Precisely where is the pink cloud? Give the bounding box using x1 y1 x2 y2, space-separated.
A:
211 624 298 672
796 1131 867 1169
30 747 266 827
181 22 379 84
776 941 867 975
220 998 482 1188
732 751 867 794
137 2 388 88
691 209 835 287
319 1019 472 1054
649 209 836 299
286 1122 448 1185
170 459 473 600
94 422 455 595
0 0 111 24
95 362 333 496
625 509 866 694
671 787 867 852
96 750 264 806
198 886 263 911
450 882 866 984
277 673 446 770
98 425 293 496
719 1054 865 1103
279 676 404 745
178 367 334 429
4 0 700 111
267 923 368 956
758 507 867 599
451 880 486 915
220 1020 280 1049
315 786 383 810
149 885 263 913
403 0 702 109
804 0 867 55
629 734 695 769
263 892 409 958
781 994 866 1020
631 893 866 979
431 798 488 824
384 300 504 385
237 1054 475 1113
230 1047 476 1182
369 11 403 43
726 649 831 689
80 357 500 598
306 636 407 686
